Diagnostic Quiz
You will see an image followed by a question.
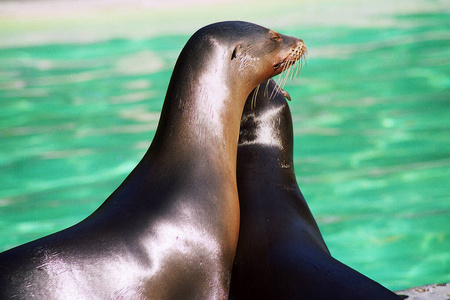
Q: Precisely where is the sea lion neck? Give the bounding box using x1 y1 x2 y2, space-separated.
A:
149 44 247 171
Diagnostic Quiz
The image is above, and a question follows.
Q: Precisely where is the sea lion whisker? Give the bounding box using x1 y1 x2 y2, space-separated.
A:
292 52 300 77
302 50 308 67
294 58 302 79
251 84 260 109
289 60 297 81
295 59 301 78
271 75 283 100
269 80 279 99
295 57 302 78
271 71 283 99
280 61 291 88
282 62 290 81
293 48 307 80
289 61 296 81
282 60 291 81
276 65 289 96
274 61 291 99
289 57 298 80
264 80 270 97
279 71 287 91
298 51 304 72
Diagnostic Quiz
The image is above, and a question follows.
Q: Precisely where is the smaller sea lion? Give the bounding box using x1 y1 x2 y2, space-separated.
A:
230 79 402 299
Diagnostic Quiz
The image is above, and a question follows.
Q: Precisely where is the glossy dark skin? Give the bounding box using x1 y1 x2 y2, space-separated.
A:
0 22 304 299
230 79 402 300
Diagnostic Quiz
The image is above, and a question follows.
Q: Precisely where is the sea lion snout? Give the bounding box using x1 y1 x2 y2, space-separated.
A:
271 36 306 78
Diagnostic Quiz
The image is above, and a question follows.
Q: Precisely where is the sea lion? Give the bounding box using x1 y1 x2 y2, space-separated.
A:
230 79 402 299
0 22 305 299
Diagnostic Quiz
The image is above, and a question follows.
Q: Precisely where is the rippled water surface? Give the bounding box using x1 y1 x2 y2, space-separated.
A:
0 0 449 291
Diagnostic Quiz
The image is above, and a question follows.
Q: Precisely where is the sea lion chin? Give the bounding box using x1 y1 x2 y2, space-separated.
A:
0 22 304 299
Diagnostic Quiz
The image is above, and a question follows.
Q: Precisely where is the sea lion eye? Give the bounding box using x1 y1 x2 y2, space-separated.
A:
231 43 243 60
270 31 283 42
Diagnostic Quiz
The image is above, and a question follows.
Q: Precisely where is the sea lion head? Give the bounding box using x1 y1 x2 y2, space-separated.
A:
239 79 294 152
174 21 306 97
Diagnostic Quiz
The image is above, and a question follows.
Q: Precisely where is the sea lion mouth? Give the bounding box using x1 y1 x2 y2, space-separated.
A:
273 60 297 71
272 60 297 100
273 40 306 73
269 41 306 101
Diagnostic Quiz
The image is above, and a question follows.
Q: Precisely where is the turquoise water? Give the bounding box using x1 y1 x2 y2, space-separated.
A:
0 0 449 291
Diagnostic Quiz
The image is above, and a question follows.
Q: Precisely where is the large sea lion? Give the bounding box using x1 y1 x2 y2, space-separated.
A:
230 79 402 299
0 22 304 299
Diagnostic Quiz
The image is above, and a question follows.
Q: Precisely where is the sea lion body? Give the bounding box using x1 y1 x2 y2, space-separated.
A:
0 22 304 299
230 79 402 299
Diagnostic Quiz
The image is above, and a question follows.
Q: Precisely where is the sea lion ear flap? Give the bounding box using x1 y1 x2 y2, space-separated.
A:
231 43 243 60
